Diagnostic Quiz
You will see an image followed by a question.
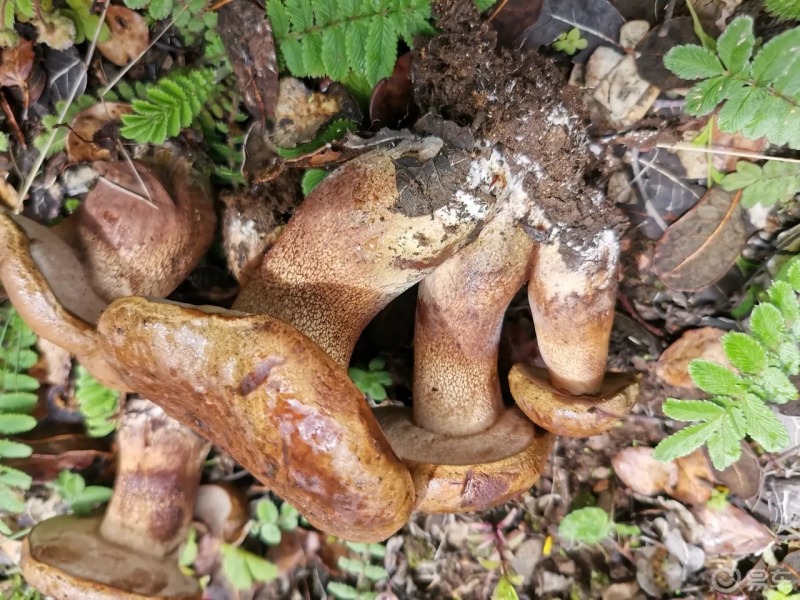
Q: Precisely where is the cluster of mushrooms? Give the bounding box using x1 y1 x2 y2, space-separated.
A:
1 124 638 595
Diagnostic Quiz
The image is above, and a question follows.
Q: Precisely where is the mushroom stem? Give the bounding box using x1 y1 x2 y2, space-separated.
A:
527 233 619 396
233 138 492 366
376 199 553 512
413 208 533 436
100 398 210 557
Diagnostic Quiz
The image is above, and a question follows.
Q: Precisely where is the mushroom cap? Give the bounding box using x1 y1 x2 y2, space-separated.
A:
508 364 639 437
0 212 125 389
234 137 494 366
20 515 200 600
73 155 216 302
374 407 553 512
194 483 250 543
96 296 415 542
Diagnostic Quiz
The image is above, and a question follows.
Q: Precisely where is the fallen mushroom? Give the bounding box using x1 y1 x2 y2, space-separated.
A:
0 148 216 387
96 296 415 542
20 398 209 599
233 135 495 366
376 196 554 512
509 235 639 437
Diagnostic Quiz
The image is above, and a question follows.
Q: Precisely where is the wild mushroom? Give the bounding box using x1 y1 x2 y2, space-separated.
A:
375 195 554 512
96 296 415 542
233 135 495 365
20 398 209 599
0 149 216 387
508 235 639 437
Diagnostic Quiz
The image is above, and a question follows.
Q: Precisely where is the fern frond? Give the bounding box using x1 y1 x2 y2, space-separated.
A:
74 366 118 438
120 68 217 144
267 0 433 88
765 0 800 20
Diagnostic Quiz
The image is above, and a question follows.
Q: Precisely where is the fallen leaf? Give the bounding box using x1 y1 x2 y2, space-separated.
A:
708 121 768 173
498 0 624 63
370 53 417 129
218 0 279 122
634 18 699 90
610 149 704 240
43 47 87 104
591 53 660 130
0 39 35 90
66 102 131 163
654 187 748 292
694 502 775 556
711 443 762 500
612 446 677 496
656 327 731 388
29 337 72 387
97 6 149 66
488 0 544 48
8 432 110 482
667 450 716 505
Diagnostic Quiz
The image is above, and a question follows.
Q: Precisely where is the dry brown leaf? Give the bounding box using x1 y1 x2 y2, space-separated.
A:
29 337 72 387
8 433 110 482
666 450 716 505
0 39 34 90
97 6 149 66
694 503 774 556
712 443 762 500
656 327 731 388
653 188 748 292
66 102 131 163
612 446 677 495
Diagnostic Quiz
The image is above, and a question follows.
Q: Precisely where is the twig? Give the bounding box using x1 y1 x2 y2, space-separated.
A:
16 4 109 206
656 142 800 164
0 91 25 148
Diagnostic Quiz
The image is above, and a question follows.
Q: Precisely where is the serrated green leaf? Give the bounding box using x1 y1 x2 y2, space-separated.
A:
492 576 520 600
0 439 32 459
243 552 278 583
364 563 388 581
149 0 173 20
0 392 38 413
759 366 799 402
685 75 741 116
664 45 725 79
221 545 252 590
0 483 25 513
327 581 359 600
688 360 741 396
663 399 726 421
720 161 763 191
652 420 720 462
722 332 767 374
741 394 790 451
750 303 785 348
558 507 613 544
0 466 32 490
365 16 396 86
267 0 290 38
322 25 349 81
339 556 365 574
0 413 36 435
301 168 328 196
716 16 755 73
764 0 800 20
769 280 799 318
706 412 743 470
717 86 765 134
1 372 39 392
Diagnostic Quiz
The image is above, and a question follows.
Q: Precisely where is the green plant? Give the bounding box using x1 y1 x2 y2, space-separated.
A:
0 572 43 599
120 68 218 144
473 0 496 10
266 0 433 90
348 357 392 403
764 0 800 21
0 131 9 153
249 497 299 545
720 160 800 208
301 168 328 196
51 470 113 515
664 16 800 149
652 262 800 470
32 94 95 158
275 118 357 159
326 540 388 600
73 366 119 437
492 575 521 600
551 27 587 55
219 543 278 591
765 580 800 600
706 487 729 510
0 307 40 535
558 507 640 545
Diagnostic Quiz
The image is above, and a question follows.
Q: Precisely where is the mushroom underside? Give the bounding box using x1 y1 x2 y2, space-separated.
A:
20 515 200 600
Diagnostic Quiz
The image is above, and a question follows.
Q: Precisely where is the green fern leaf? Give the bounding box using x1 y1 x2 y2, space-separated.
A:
322 25 349 81
365 17 396 86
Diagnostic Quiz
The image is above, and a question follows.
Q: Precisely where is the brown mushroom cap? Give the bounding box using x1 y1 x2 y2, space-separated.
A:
20 400 207 600
20 515 200 600
508 364 639 437
376 202 553 512
0 150 216 388
233 137 494 366
96 296 415 542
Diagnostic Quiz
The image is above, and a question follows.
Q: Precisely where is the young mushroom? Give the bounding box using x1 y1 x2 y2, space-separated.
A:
375 194 554 512
0 150 216 388
233 135 496 366
508 235 639 437
95 297 415 542
20 399 209 599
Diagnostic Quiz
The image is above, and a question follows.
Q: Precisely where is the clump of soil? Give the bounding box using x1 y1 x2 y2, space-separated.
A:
411 0 627 259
